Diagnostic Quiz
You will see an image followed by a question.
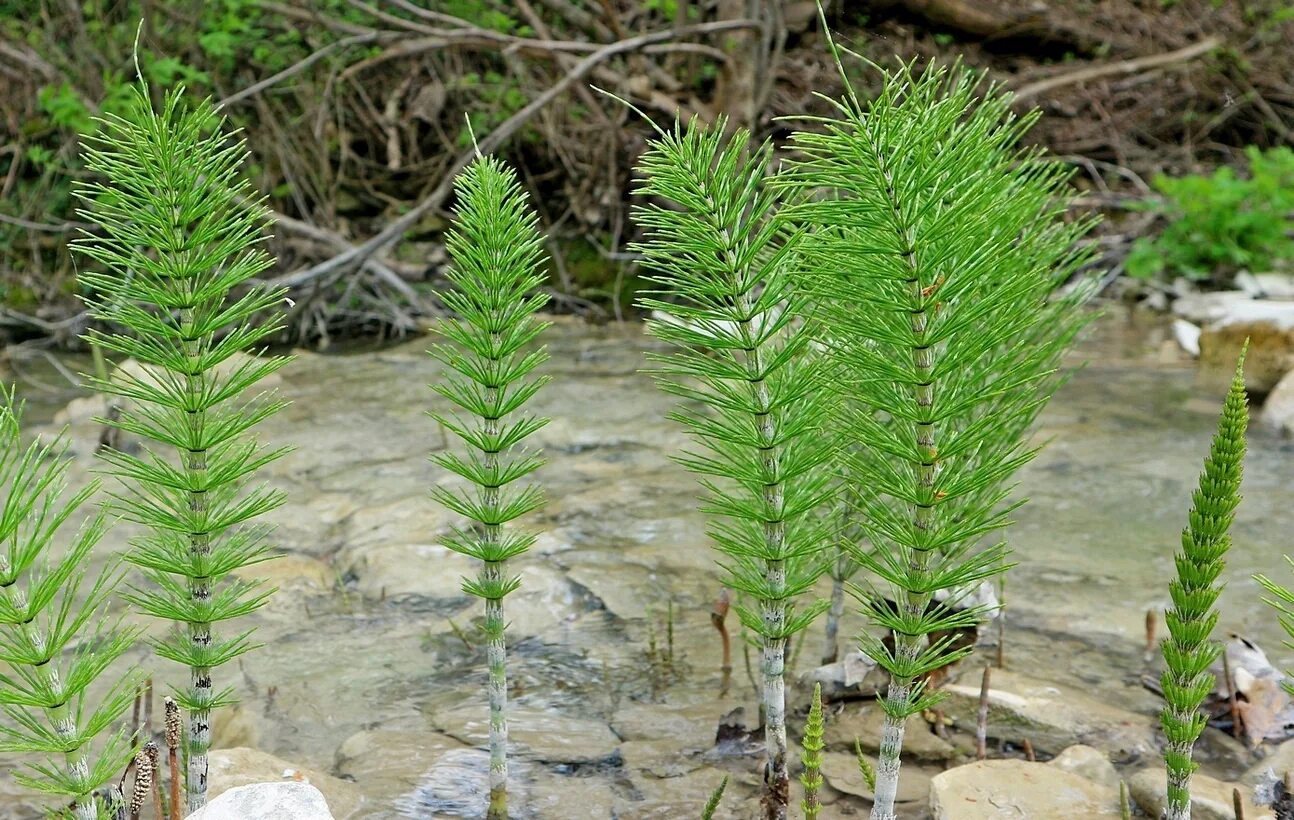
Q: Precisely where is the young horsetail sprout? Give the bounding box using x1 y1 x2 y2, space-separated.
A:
1160 349 1248 820
800 682 825 819
74 81 291 813
782 49 1096 820
0 393 138 819
428 153 550 820
630 118 837 820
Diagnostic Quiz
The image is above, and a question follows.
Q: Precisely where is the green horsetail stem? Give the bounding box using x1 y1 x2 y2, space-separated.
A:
1161 349 1248 820
629 117 838 820
0 394 137 819
782 42 1096 818
74 81 290 813
429 153 550 820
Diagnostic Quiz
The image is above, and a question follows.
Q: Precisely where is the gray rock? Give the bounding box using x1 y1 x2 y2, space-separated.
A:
823 704 958 763
186 782 333 820
939 669 1158 759
821 751 932 803
1128 768 1273 820
432 705 620 764
929 759 1121 819
1049 744 1120 788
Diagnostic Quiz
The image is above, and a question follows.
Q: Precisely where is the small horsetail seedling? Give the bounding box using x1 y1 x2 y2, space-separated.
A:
74 81 290 813
1160 351 1248 820
800 682 825 819
0 394 137 819
630 118 836 820
782 50 1095 819
428 153 550 820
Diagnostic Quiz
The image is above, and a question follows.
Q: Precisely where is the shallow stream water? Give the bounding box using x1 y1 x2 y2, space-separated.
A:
1 309 1291 818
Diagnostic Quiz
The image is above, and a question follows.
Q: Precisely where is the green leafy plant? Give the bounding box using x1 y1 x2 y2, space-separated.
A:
1126 146 1294 283
782 49 1095 819
73 81 290 813
0 394 137 819
701 775 729 820
800 682 825 819
428 152 551 820
630 117 836 820
1160 349 1248 820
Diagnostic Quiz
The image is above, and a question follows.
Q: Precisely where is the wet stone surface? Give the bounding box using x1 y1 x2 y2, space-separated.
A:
3 312 1294 817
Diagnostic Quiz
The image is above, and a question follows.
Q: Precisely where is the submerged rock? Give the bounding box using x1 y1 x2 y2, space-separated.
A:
930 759 1121 819
1128 768 1273 820
939 669 1158 759
186 782 333 820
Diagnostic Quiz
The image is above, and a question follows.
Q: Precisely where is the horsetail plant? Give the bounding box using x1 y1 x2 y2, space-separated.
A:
631 118 837 820
74 81 290 813
1159 350 1248 820
0 392 138 819
800 682 825 819
782 51 1096 819
428 153 550 820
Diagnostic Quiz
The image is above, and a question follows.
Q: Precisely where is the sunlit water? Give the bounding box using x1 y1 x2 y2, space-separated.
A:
1 308 1290 818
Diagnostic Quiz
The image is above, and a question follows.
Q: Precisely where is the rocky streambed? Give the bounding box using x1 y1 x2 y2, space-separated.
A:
1 310 1293 818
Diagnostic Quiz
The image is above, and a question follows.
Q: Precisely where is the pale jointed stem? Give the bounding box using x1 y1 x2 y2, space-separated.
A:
871 168 938 820
5 587 97 820
482 391 509 820
181 305 213 814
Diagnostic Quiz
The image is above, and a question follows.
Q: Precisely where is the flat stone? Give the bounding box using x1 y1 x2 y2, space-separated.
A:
1245 736 1294 785
930 759 1122 819
431 706 620 764
820 752 931 803
186 782 333 820
1049 744 1120 788
939 669 1158 759
335 729 465 798
338 540 476 601
1128 768 1273 820
619 766 760 819
205 747 364 819
823 704 958 763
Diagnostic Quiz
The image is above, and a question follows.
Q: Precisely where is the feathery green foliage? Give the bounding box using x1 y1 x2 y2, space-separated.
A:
800 682 825 819
1160 350 1248 820
701 775 729 820
428 152 550 820
0 393 137 819
630 117 837 820
73 81 290 813
782 50 1095 819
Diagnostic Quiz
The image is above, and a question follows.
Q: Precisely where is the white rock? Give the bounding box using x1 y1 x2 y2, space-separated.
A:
1172 290 1254 324
187 782 334 820
1173 318 1202 357
1261 369 1294 436
1198 299 1294 393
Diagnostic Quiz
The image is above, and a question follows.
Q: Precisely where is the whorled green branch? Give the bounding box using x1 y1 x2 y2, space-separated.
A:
781 50 1096 820
1160 349 1248 820
630 116 837 820
0 393 138 819
428 153 550 820
73 81 290 813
